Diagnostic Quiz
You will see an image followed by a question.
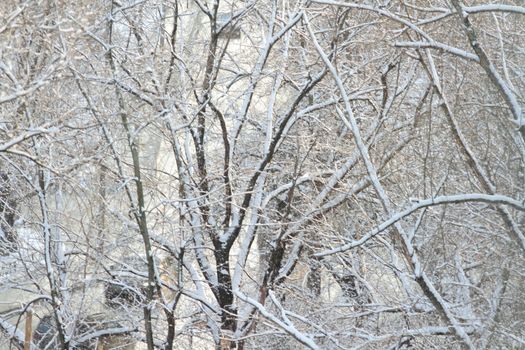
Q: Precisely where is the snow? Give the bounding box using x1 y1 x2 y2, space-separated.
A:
395 41 479 62
316 193 525 257
234 289 321 350
465 4 525 15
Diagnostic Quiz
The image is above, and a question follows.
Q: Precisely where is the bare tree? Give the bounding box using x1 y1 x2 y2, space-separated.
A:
1 1 524 349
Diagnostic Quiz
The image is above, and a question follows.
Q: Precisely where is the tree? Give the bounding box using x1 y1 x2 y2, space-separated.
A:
1 1 524 349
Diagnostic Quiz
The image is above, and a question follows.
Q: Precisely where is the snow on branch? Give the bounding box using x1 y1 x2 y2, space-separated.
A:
305 12 477 348
0 81 49 105
451 0 524 134
0 128 58 152
464 4 525 16
234 290 321 350
395 41 479 62
0 316 27 349
73 327 137 346
316 193 525 257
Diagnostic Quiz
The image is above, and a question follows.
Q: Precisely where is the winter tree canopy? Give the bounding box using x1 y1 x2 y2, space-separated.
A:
1 0 524 349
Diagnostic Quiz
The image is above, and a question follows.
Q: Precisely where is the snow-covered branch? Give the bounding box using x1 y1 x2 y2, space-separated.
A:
395 41 479 62
234 290 321 350
317 193 525 257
